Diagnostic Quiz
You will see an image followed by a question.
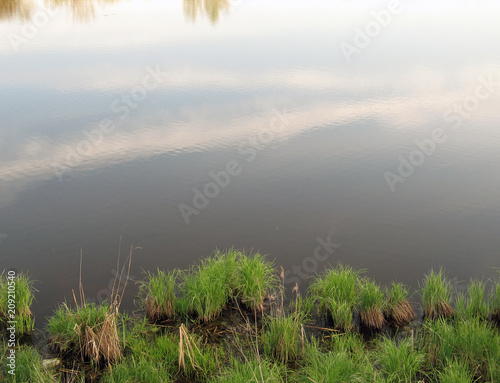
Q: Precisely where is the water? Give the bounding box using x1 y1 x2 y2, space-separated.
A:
1 0 499 325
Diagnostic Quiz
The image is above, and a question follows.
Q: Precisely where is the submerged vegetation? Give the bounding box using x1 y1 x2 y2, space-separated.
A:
2 251 500 382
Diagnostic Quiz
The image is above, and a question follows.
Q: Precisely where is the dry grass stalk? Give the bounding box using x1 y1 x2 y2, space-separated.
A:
178 323 202 373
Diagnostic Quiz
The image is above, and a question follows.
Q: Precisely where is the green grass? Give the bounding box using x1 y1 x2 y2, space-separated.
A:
490 277 500 322
183 252 236 322
101 356 172 383
438 360 474 383
309 263 363 330
422 317 500 381
213 356 285 383
300 344 372 383
0 272 36 335
139 268 183 321
454 292 467 319
466 279 488 319
178 324 222 380
358 278 385 330
421 268 454 319
384 282 415 327
0 345 58 383
377 337 425 383
235 252 278 312
47 302 121 364
261 310 305 364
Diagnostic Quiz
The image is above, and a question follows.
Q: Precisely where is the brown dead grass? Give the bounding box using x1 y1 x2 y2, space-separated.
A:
425 300 454 319
360 307 385 330
386 300 415 327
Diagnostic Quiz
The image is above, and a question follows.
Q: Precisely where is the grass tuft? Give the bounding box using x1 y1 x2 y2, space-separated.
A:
235 252 278 312
438 360 474 383
465 279 488 319
139 268 183 321
490 277 500 323
421 268 454 319
309 263 363 330
384 282 415 327
183 251 236 322
213 356 284 383
358 278 385 330
0 272 36 335
377 337 424 383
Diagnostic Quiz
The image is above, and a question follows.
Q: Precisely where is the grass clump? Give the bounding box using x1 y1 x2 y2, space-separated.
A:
101 357 171 383
300 343 372 383
0 272 36 335
422 317 500 381
183 252 236 322
139 268 183 321
438 360 474 383
377 337 424 383
465 279 488 319
178 324 222 380
358 278 385 330
490 277 500 323
421 268 454 319
0 345 58 383
213 357 284 383
235 252 278 312
48 302 121 364
261 311 305 364
309 263 362 330
384 282 415 327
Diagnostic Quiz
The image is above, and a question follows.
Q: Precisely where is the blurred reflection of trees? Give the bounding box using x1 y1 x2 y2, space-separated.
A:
184 0 231 24
0 0 121 22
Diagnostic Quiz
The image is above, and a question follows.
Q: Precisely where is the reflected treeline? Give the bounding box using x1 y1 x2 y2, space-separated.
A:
0 0 120 22
0 0 33 21
184 0 232 24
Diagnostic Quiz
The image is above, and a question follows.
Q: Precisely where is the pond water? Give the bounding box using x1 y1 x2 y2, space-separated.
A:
1 0 500 324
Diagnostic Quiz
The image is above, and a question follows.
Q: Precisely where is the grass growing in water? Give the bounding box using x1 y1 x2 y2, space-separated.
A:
260 310 305 364
0 272 36 335
309 263 362 330
235 252 278 312
358 278 385 330
183 252 236 322
466 279 488 319
139 268 183 321
384 282 415 327
421 268 454 319
48 248 132 365
48 302 121 364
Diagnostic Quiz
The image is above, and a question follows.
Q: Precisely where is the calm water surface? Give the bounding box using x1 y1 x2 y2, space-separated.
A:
1 0 500 324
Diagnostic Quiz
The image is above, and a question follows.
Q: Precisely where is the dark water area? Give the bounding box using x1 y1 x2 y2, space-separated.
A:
1 0 500 327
